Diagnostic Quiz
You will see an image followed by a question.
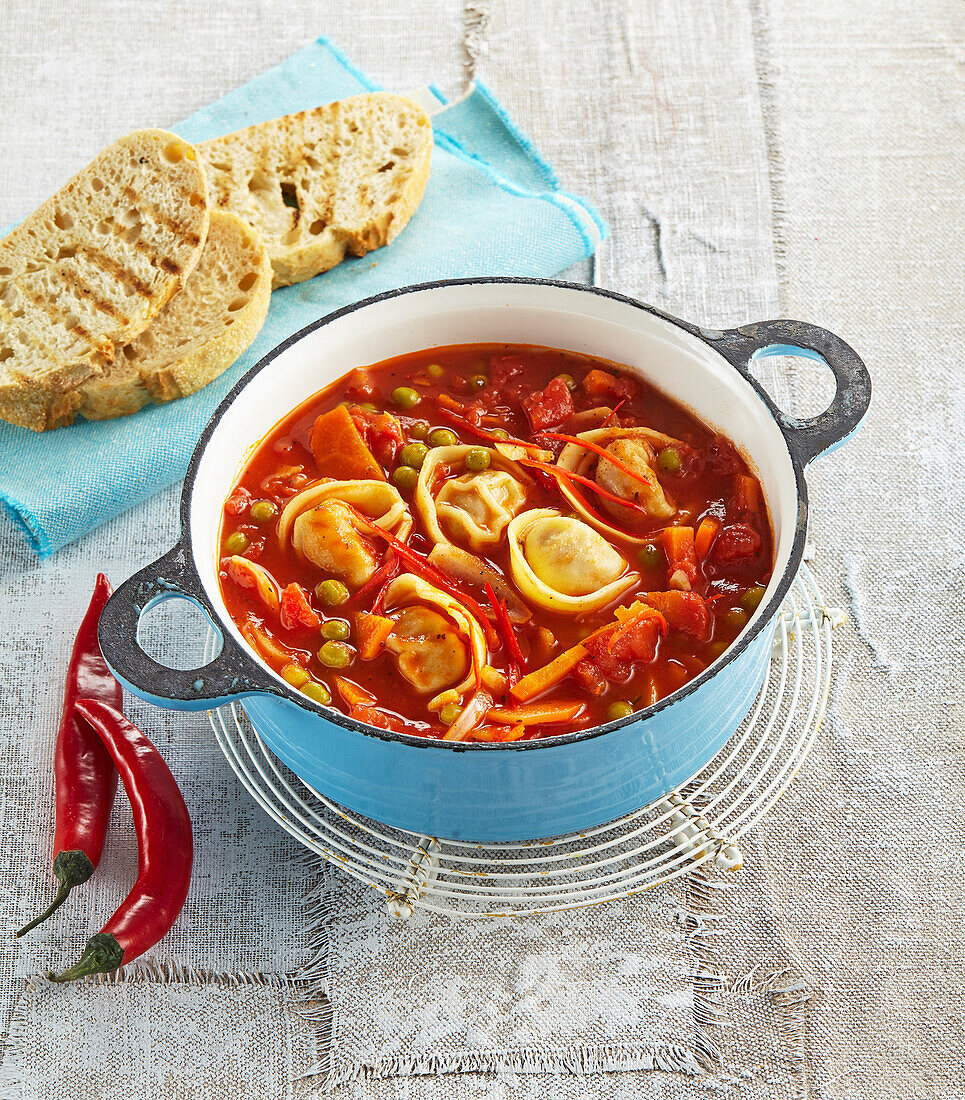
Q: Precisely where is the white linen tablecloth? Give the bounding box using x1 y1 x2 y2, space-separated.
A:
0 1 962 1097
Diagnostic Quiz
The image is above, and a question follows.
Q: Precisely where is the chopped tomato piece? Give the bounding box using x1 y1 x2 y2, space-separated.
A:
523 376 576 431
710 523 763 565
224 487 251 515
349 406 405 468
572 656 609 695
489 354 526 387
581 368 637 403
706 437 742 475
345 370 377 402
310 405 384 480
279 583 321 631
645 591 711 639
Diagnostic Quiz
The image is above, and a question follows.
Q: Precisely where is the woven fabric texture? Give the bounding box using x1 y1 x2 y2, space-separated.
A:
0 0 961 1097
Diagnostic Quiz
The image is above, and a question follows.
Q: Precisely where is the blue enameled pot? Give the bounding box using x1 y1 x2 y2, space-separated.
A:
99 279 870 841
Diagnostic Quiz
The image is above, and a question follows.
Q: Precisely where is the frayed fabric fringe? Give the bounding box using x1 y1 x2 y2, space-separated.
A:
683 870 814 1094
297 1041 706 1092
24 960 304 991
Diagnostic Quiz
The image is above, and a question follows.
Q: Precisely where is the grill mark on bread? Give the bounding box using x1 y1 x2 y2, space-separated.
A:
20 284 98 345
58 265 128 324
122 186 202 248
81 246 152 298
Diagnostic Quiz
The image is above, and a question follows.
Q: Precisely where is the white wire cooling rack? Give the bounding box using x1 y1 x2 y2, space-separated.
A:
206 556 842 918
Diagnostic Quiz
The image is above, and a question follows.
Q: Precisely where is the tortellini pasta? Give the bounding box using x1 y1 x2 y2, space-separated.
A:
416 446 527 551
279 479 412 588
556 427 679 543
507 508 639 614
382 573 490 706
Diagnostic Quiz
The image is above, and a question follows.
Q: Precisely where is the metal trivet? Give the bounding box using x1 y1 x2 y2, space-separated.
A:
206 557 842 918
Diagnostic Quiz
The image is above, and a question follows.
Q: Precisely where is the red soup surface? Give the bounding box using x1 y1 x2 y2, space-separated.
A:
219 344 774 742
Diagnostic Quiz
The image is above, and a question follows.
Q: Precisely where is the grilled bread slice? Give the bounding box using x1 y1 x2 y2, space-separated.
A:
74 211 270 423
198 93 432 288
0 130 209 431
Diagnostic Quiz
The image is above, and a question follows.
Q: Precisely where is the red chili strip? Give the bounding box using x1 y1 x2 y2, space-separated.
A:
517 457 652 518
484 583 525 682
345 507 498 647
48 700 193 983
18 575 121 938
352 550 400 613
543 432 658 491
602 400 626 426
436 408 544 451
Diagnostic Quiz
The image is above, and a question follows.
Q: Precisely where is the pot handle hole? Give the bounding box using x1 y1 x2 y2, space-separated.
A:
703 320 871 465
98 543 272 711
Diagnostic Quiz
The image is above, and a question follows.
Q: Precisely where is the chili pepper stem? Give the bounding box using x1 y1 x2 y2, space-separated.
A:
48 932 124 984
16 850 95 937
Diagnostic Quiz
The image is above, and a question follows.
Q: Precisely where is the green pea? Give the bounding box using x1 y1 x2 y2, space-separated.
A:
225 531 249 555
392 465 419 490
656 447 682 474
556 373 577 391
318 640 354 668
391 386 420 409
300 681 332 704
320 619 350 641
741 584 767 612
467 373 488 391
708 640 729 660
464 447 491 472
607 700 634 722
439 703 461 726
639 543 663 569
426 363 445 379
723 607 749 632
428 427 459 448
249 499 277 523
281 663 310 687
399 442 429 469
489 427 509 440
409 421 429 440
315 578 349 606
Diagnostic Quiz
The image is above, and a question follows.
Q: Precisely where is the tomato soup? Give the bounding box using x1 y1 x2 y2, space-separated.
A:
218 344 774 742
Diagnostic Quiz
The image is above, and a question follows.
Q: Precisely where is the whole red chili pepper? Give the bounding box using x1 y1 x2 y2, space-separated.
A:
17 574 121 937
48 700 193 983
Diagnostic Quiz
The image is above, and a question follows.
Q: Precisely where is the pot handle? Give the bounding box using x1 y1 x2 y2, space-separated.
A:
98 542 278 711
699 319 871 465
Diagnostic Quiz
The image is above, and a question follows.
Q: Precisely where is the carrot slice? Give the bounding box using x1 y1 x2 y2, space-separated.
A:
662 525 698 590
309 406 384 481
356 612 395 660
240 621 293 667
511 642 588 702
333 676 376 706
694 516 721 560
487 701 584 724
736 475 761 512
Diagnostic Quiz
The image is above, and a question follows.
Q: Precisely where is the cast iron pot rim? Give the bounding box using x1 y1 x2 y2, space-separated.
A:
179 276 809 752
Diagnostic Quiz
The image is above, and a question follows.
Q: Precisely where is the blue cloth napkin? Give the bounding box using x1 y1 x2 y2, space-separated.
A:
0 38 605 558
